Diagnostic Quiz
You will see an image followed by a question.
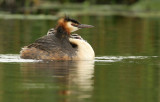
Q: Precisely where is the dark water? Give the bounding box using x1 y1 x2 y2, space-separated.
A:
0 16 160 102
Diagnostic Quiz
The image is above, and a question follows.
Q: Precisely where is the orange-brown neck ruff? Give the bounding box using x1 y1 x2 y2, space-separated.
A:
57 18 71 35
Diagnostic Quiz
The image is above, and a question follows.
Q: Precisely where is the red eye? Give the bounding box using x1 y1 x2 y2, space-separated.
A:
71 23 78 27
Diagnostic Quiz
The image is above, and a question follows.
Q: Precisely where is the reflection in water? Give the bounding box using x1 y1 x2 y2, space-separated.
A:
20 61 94 102
0 56 159 102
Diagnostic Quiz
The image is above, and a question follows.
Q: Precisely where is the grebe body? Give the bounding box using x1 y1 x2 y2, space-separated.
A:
20 17 95 60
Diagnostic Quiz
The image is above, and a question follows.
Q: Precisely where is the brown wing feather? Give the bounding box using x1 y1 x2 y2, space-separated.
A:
27 35 56 51
20 28 77 60
27 28 57 51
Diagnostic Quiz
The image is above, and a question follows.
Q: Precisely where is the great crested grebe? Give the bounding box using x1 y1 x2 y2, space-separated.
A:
20 16 95 60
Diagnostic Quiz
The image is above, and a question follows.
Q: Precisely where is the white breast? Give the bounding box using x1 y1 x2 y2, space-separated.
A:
69 38 95 60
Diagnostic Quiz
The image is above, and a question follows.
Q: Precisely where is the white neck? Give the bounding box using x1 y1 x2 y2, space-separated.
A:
69 38 95 60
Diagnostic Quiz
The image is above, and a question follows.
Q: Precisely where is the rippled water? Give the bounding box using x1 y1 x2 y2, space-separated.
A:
0 16 160 102
0 54 157 63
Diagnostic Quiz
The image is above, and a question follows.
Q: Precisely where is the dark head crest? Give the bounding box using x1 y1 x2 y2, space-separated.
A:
64 16 80 24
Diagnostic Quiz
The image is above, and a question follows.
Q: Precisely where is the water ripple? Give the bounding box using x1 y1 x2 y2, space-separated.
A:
0 54 40 63
0 54 158 63
95 56 158 62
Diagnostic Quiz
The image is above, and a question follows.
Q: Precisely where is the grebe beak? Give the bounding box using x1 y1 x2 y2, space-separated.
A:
77 24 94 28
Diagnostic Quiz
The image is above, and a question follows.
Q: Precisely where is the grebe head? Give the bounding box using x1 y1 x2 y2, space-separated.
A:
57 16 94 34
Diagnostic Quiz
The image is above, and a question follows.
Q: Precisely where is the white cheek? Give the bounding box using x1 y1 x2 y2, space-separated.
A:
71 26 79 32
67 22 79 32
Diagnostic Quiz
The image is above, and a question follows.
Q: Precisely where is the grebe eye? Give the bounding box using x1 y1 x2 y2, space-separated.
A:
71 23 78 27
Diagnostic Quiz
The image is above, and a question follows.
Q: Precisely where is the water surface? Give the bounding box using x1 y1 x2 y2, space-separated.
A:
0 16 160 102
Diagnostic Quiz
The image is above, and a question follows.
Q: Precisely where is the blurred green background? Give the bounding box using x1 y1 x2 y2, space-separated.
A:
0 1 160 102
0 0 160 17
0 0 160 56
